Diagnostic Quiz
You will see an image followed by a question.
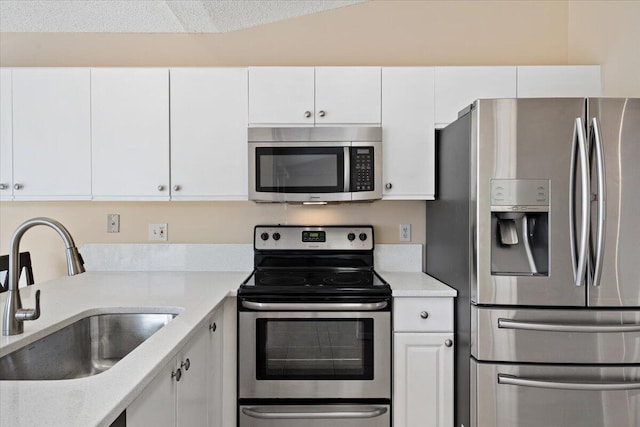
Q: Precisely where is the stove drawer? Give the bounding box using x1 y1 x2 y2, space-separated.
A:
393 297 453 332
239 404 390 427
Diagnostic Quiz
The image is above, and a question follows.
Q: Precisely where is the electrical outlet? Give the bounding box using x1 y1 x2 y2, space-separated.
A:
400 223 411 242
149 224 168 241
107 214 120 233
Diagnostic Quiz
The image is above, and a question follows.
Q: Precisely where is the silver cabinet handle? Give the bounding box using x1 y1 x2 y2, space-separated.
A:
173 185 181 191
498 318 640 333
445 339 453 347
498 374 640 391
591 117 606 287
242 406 387 420
318 110 326 117
157 185 165 191
420 311 429 319
209 322 217 332
569 117 590 287
171 368 182 382
14 183 23 190
0 183 7 190
304 110 312 118
385 183 392 190
241 300 388 311
181 358 190 371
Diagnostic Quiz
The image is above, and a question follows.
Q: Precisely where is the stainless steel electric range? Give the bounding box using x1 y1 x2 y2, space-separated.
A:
237 225 392 427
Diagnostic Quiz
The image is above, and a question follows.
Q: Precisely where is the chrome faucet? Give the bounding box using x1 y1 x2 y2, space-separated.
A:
2 217 85 336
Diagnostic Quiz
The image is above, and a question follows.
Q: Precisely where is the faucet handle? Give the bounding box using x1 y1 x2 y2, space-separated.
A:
15 290 41 322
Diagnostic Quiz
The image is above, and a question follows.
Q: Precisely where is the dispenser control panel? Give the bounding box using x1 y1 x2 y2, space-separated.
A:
491 179 550 211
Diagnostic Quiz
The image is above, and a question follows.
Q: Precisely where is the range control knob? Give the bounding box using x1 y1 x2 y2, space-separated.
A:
359 233 368 241
272 232 281 241
347 233 356 241
260 232 269 241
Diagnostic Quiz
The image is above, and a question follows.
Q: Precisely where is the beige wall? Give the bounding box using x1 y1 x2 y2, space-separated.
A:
0 0 637 281
568 0 640 97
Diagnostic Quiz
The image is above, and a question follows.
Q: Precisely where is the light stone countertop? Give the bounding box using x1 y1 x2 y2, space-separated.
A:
0 269 455 426
381 271 457 297
0 271 249 427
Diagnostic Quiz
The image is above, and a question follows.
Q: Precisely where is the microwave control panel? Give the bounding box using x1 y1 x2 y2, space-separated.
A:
351 147 374 192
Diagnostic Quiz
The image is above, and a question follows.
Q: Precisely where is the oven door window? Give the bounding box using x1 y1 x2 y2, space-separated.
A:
256 319 374 380
255 147 345 193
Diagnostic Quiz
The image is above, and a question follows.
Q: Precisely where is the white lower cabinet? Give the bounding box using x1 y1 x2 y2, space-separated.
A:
393 297 454 427
127 316 217 427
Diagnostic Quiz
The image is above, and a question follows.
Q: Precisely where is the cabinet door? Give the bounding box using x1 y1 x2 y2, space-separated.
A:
177 325 209 427
207 311 223 427
0 68 12 200
127 360 177 427
517 65 602 97
382 67 435 200
315 67 381 125
12 68 91 200
248 67 314 126
170 68 248 200
393 333 454 427
434 66 516 126
91 68 170 200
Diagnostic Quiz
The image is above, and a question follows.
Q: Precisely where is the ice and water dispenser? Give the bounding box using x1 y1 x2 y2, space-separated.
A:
490 179 550 276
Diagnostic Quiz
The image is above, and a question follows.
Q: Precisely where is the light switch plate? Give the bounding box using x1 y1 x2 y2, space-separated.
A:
149 224 168 241
107 214 120 233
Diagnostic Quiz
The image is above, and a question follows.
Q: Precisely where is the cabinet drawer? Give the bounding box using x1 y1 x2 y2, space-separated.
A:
393 298 453 332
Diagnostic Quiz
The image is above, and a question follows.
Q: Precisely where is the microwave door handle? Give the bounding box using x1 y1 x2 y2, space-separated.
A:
344 146 351 192
498 374 640 391
242 406 388 419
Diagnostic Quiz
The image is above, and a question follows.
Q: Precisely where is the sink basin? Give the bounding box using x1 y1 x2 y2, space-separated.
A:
0 312 177 380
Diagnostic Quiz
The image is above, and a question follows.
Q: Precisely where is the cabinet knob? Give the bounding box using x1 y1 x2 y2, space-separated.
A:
209 322 217 332
304 110 312 118
173 185 181 191
420 311 429 319
171 368 182 382
385 183 393 190
181 358 191 371
157 185 165 191
14 183 23 190
318 110 326 118
0 183 7 190
445 339 453 347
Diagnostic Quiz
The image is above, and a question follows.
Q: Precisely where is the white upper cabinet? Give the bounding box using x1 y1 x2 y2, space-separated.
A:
382 67 435 200
314 67 381 125
248 67 381 126
11 68 92 200
434 66 517 126
0 68 12 200
248 67 315 125
170 68 248 200
91 68 170 200
517 65 602 97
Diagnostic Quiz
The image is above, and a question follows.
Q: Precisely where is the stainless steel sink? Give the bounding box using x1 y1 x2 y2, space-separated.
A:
0 312 177 380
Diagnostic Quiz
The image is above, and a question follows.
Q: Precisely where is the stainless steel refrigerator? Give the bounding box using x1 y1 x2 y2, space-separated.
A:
426 98 640 427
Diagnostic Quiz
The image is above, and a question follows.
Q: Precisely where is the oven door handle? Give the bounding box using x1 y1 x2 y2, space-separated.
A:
241 406 388 419
241 300 388 311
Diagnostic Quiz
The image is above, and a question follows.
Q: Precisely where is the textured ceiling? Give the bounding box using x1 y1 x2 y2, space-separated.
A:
0 0 365 33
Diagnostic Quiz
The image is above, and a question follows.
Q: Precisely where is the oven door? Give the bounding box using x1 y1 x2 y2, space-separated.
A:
249 142 352 202
239 404 390 427
238 305 391 399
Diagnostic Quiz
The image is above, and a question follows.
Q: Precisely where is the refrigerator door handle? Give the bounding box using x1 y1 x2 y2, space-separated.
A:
569 117 590 287
591 117 606 287
498 374 640 391
498 318 640 333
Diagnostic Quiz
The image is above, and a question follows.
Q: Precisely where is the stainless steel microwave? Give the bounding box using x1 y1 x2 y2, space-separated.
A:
248 127 382 203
